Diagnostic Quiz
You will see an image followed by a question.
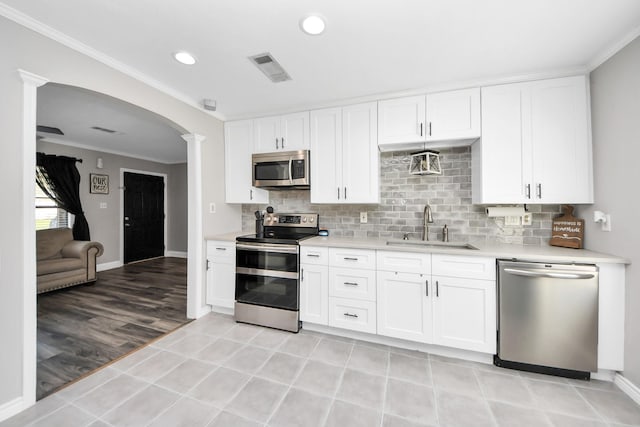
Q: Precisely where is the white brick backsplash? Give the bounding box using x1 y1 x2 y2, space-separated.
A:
242 147 562 245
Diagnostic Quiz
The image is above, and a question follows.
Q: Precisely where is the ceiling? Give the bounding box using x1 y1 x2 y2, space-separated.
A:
37 84 187 163
4 0 640 136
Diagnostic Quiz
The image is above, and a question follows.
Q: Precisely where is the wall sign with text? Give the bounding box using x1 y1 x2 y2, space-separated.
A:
90 173 109 194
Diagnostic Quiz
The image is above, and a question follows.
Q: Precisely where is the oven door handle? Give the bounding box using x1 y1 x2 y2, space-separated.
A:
236 243 299 254
236 267 299 280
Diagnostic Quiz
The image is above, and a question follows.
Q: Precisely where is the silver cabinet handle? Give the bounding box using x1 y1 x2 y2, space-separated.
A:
343 313 358 318
426 279 429 297
206 259 210 270
306 254 320 258
429 122 432 136
504 268 595 280
343 257 358 261
250 189 253 200
436 280 439 297
525 184 531 199
282 137 285 148
276 137 279 149
215 247 227 251
536 183 542 199
288 157 293 184
301 268 304 281
343 282 359 286
420 122 423 137
337 187 340 200
344 187 347 199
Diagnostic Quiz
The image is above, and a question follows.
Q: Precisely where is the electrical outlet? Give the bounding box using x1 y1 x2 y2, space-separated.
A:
522 212 532 226
99 202 107 209
360 212 368 223
505 215 520 226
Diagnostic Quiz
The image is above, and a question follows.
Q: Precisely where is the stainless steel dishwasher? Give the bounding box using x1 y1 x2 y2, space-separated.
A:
495 260 599 380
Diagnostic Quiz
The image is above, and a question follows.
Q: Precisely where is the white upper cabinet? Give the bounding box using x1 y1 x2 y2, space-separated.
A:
473 75 593 204
310 102 379 204
378 88 480 151
254 111 310 153
224 120 269 204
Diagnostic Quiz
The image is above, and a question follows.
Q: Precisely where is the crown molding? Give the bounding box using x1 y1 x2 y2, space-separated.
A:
0 3 226 121
588 25 640 71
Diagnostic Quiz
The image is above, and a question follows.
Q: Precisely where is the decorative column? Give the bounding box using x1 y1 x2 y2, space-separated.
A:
181 133 208 319
18 69 49 408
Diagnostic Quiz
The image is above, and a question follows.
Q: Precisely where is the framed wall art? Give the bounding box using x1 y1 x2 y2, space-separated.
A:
89 173 109 194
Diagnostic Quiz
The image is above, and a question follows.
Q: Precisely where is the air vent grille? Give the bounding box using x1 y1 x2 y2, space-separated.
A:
249 52 291 83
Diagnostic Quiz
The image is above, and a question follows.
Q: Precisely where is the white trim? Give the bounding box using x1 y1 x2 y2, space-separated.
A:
19 69 48 411
615 373 640 405
40 137 186 165
588 25 640 71
0 3 226 122
166 251 187 258
210 306 234 316
181 133 206 319
96 261 123 272
119 169 168 266
0 397 26 423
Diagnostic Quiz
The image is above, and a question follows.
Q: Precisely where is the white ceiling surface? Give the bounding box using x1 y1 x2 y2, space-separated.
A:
6 0 640 121
37 84 187 163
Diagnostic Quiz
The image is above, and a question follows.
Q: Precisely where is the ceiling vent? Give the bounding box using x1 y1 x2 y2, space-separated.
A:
36 125 64 135
248 53 292 83
91 126 117 134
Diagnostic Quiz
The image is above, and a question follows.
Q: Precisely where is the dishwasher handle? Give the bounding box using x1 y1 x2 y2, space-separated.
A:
503 267 595 280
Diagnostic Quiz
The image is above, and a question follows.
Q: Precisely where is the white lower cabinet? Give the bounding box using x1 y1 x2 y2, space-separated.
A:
376 270 432 342
328 297 377 334
205 241 236 310
300 246 329 325
431 275 496 353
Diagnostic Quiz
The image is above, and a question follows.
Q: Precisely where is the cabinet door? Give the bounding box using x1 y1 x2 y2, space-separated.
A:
224 120 269 203
378 95 426 146
280 111 310 151
432 276 496 353
253 115 281 153
310 107 342 203
426 88 480 141
342 102 379 203
472 83 529 204
530 75 592 203
300 264 329 325
206 241 236 310
376 271 432 343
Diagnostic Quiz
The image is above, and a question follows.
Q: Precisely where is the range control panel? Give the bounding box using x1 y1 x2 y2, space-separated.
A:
264 213 318 227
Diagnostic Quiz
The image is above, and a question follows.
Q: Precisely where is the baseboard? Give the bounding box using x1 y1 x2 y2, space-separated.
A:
615 373 640 405
0 396 26 423
193 305 212 319
166 251 187 258
97 261 122 272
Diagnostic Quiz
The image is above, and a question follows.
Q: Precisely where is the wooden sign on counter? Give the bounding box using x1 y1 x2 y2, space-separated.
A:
550 205 584 249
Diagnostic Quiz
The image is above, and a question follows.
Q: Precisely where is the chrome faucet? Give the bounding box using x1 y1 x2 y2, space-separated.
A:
422 204 434 241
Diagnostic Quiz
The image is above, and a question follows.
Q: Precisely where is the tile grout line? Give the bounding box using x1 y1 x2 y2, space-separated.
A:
378 346 391 427
470 363 499 427
320 339 356 427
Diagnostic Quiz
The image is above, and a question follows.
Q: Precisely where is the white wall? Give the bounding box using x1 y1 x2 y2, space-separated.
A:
580 36 640 387
0 15 241 411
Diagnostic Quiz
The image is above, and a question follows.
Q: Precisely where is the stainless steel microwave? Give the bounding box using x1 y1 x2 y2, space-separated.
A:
252 150 310 189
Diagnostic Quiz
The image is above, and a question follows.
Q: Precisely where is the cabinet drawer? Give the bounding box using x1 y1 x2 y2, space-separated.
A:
329 248 376 269
207 241 235 263
432 254 495 280
300 246 329 265
329 297 377 334
377 250 431 274
329 267 376 301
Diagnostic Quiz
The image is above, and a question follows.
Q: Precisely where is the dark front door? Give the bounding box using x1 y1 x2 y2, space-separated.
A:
124 172 165 263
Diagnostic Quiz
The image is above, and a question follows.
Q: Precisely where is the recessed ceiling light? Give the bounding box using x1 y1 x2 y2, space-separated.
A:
300 15 326 35
173 51 197 65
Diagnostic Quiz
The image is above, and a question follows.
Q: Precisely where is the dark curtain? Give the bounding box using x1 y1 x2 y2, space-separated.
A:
36 152 90 241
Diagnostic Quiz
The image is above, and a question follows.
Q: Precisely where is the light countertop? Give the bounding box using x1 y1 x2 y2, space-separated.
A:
300 236 629 265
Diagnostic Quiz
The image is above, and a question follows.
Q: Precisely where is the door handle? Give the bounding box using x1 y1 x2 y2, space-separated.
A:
282 137 285 148
429 122 432 136
503 268 595 280
344 187 347 200
420 122 423 137
536 183 542 199
276 137 279 149
525 184 531 199
289 157 293 184
426 279 429 297
436 280 439 297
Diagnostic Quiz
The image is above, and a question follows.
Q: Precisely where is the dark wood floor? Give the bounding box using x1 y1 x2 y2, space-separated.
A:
36 257 189 400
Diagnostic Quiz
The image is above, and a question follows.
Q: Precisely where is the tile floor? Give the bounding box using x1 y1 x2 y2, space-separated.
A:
3 312 640 427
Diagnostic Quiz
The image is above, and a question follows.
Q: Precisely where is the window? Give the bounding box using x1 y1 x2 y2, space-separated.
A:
35 184 71 230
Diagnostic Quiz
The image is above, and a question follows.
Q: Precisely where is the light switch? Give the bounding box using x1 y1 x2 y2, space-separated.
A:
100 202 107 209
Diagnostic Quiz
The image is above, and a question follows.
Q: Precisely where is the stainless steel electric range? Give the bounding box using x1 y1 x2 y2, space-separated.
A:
235 212 319 332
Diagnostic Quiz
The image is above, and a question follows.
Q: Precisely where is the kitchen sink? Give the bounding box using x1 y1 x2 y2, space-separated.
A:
386 240 479 250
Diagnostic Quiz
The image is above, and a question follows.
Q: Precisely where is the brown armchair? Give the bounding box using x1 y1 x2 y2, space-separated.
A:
36 228 104 294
